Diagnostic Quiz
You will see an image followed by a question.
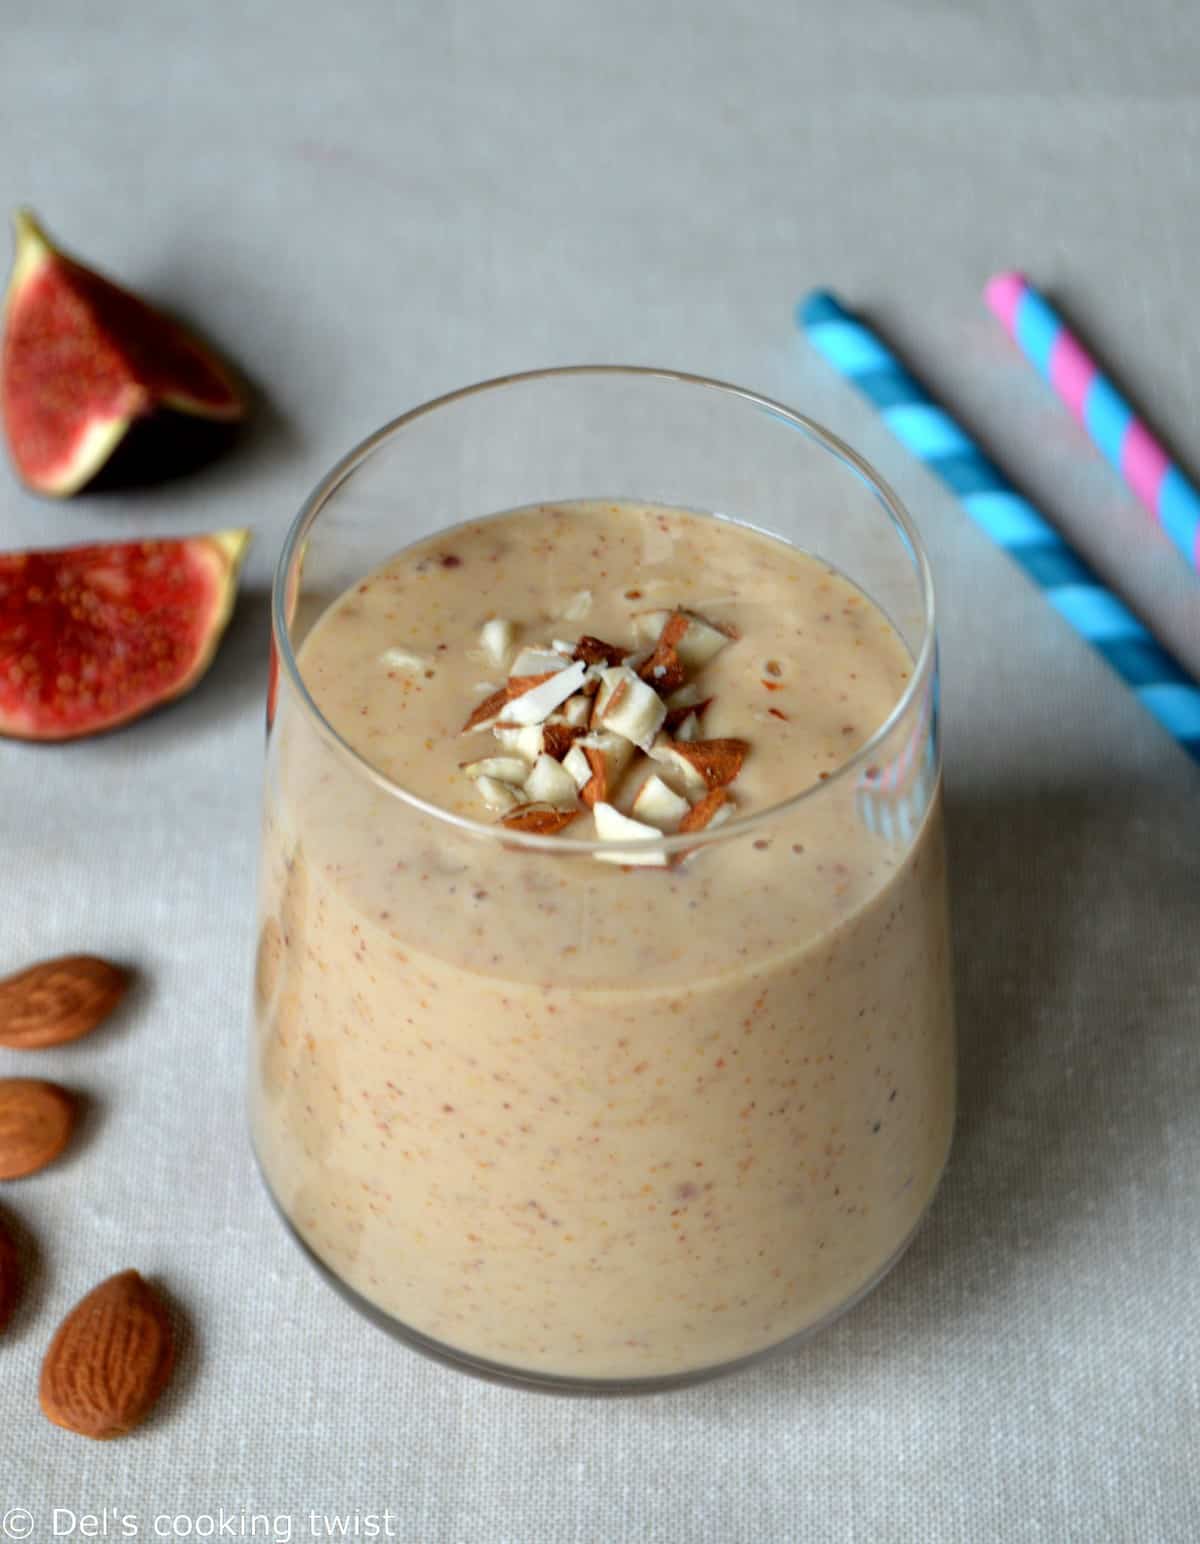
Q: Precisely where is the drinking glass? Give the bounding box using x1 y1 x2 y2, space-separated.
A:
251 366 954 1392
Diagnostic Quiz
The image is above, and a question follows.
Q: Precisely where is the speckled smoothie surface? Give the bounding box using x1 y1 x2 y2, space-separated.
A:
252 502 955 1381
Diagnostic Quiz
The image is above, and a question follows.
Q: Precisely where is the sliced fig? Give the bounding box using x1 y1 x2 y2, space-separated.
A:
2 211 246 496
0 530 249 741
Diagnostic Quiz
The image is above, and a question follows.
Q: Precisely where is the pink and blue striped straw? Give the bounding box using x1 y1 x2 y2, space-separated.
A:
797 290 1200 764
985 272 1200 575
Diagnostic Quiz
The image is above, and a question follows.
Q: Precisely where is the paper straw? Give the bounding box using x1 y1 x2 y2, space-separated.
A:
797 290 1200 763
985 271 1200 575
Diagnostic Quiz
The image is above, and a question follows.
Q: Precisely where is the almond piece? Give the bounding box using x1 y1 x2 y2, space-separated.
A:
0 1079 76 1180
595 667 668 749
678 788 733 833
463 756 531 784
630 774 691 831
510 648 571 677
462 684 512 734
503 661 589 726
40 1270 175 1441
523 753 581 808
379 646 431 673
492 723 545 759
500 805 581 835
672 611 734 669
506 670 557 695
558 695 592 727
636 613 689 695
592 802 669 867
479 618 515 668
562 744 593 790
645 739 709 794
474 775 523 813
573 635 628 667
541 722 584 761
657 737 748 789
0 1216 20 1333
0 955 127 1050
631 609 672 645
577 732 636 808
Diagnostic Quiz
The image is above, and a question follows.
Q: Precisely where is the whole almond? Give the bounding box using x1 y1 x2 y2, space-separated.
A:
0 1217 20 1333
0 955 127 1050
40 1270 175 1440
0 1079 76 1179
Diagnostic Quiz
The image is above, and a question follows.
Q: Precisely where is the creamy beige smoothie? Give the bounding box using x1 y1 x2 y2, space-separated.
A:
252 500 954 1382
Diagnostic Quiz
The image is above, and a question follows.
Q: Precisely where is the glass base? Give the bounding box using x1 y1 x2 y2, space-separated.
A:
253 1141 949 1395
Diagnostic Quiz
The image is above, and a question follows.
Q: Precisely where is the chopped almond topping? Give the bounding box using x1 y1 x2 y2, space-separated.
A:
671 610 736 667
507 671 557 696
475 775 523 813
501 805 581 834
523 753 581 807
380 646 431 673
511 647 571 676
661 738 748 789
650 613 690 652
464 608 748 847
493 722 545 758
502 660 590 726
603 678 629 718
541 722 584 760
562 743 593 789
663 697 712 733
631 773 691 831
592 800 669 866
631 608 672 644
479 618 515 668
677 788 731 833
595 667 668 748
573 635 628 667
462 755 531 783
638 650 686 695
462 684 512 733
635 612 688 694
574 732 635 808
559 694 592 726
580 744 609 808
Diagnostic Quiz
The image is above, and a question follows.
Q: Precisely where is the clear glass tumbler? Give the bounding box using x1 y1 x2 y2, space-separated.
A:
251 366 955 1392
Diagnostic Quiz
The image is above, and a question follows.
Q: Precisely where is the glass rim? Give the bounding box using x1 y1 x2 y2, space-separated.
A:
272 363 938 856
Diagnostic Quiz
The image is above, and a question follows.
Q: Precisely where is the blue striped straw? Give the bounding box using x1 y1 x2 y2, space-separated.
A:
798 290 1200 764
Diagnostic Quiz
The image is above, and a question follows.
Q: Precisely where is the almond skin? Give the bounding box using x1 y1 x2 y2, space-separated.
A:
461 685 511 734
501 805 580 835
572 635 627 667
0 955 127 1050
637 612 689 694
0 1079 76 1179
0 1216 20 1333
540 722 584 761
678 787 731 833
40 1270 175 1440
661 737 748 789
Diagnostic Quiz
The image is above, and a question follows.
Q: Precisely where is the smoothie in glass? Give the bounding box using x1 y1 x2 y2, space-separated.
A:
252 496 954 1386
